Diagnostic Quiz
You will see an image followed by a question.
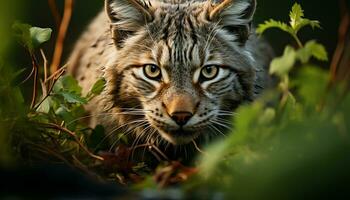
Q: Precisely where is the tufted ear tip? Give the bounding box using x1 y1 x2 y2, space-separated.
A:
105 0 154 48
105 0 153 23
209 0 234 20
208 0 257 45
209 0 256 20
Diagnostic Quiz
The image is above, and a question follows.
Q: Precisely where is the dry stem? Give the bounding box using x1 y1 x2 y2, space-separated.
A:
40 122 104 161
50 0 74 74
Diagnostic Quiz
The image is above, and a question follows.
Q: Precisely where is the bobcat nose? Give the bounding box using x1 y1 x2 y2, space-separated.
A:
170 112 193 126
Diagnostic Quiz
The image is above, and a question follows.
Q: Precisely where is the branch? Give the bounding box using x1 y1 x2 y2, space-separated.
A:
39 122 104 161
30 53 40 108
40 49 48 83
50 0 74 74
34 67 66 110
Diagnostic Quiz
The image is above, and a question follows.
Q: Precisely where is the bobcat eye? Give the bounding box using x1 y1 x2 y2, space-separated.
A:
143 64 161 80
201 65 219 80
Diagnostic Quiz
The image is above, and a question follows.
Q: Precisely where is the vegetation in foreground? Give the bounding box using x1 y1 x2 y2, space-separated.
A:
0 2 349 199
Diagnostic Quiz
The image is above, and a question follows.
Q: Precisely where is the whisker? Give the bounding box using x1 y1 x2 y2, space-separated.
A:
208 124 226 137
210 120 232 130
66 110 150 126
106 120 149 151
192 140 207 155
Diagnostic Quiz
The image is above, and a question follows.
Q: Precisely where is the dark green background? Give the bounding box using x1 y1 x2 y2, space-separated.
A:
2 0 346 78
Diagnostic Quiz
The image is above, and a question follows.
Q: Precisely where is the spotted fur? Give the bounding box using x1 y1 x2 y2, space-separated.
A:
68 0 273 155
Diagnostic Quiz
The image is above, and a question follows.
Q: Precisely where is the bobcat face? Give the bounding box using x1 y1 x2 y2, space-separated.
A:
104 0 258 145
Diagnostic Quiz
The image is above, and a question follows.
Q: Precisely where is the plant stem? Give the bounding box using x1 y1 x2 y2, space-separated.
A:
30 53 39 109
292 33 304 48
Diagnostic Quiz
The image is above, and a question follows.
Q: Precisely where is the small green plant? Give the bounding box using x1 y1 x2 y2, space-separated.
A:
8 22 108 169
257 3 328 107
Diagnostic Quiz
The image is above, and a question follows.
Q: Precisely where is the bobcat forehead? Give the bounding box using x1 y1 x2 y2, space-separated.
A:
68 0 272 155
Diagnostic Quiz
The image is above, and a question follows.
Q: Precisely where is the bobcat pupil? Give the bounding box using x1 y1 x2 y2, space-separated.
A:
150 66 157 73
204 66 214 75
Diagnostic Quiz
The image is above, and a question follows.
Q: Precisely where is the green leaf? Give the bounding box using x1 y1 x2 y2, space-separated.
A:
37 97 52 113
289 3 321 33
53 75 82 94
297 40 328 63
306 40 328 61
289 3 304 30
295 19 321 32
58 91 87 104
269 46 297 77
55 106 74 124
12 22 52 52
87 78 106 98
29 27 52 49
12 22 33 51
257 3 321 45
256 19 293 35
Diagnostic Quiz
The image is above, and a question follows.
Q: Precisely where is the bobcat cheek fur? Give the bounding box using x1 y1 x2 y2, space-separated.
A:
68 0 273 148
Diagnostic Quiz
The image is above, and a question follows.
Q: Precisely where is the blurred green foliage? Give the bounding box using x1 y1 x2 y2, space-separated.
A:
0 1 349 199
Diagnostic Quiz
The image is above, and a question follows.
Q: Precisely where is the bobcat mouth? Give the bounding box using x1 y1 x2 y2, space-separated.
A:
157 127 200 145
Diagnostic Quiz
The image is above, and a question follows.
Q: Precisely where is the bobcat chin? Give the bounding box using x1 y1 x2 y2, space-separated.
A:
68 0 273 151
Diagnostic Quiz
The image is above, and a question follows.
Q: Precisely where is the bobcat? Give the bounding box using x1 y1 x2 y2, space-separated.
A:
68 0 273 157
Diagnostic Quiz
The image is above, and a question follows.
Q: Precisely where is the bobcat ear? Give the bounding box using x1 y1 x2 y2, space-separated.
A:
209 0 256 45
105 0 154 47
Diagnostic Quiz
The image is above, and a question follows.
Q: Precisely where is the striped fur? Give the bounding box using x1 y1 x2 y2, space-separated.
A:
68 0 273 153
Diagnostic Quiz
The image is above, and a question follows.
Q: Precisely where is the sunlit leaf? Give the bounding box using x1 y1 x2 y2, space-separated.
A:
256 19 292 35
289 3 304 29
297 40 328 63
289 3 320 33
295 19 321 32
12 22 51 52
37 96 52 113
29 27 52 49
269 46 297 77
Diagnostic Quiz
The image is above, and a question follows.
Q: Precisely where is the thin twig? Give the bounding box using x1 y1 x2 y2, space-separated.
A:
40 122 104 161
34 67 66 110
40 49 48 83
30 53 40 108
46 64 67 83
50 0 74 73
20 66 35 85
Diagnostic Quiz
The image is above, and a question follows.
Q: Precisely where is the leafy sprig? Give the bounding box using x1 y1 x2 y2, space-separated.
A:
257 3 321 48
256 3 328 108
